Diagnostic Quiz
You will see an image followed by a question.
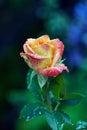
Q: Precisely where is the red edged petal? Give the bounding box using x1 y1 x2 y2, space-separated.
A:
23 44 35 54
20 52 28 59
20 52 42 68
20 52 49 70
51 39 64 66
38 64 69 77
26 53 47 60
20 51 47 60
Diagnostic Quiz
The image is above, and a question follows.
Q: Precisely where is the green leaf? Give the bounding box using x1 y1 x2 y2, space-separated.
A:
27 69 37 88
27 75 42 100
37 74 48 89
26 69 43 100
59 111 72 125
45 111 64 130
60 93 85 106
76 120 87 130
49 91 59 109
20 103 44 121
50 74 66 98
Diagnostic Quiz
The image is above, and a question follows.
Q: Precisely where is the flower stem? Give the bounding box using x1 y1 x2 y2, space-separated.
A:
54 102 60 111
46 83 52 112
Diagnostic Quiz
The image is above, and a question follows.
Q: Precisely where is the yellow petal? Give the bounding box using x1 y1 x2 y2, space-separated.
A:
36 35 50 44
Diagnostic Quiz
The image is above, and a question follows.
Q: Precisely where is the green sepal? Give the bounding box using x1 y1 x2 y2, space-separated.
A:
27 69 37 88
26 69 42 100
37 73 48 89
50 74 66 98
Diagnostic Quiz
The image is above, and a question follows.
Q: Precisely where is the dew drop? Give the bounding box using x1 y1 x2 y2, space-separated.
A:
72 123 74 126
33 113 36 117
57 122 59 125
39 111 42 115
26 116 30 121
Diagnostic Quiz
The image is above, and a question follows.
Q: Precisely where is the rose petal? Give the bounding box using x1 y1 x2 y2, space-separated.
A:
23 44 35 54
20 52 44 69
20 52 28 59
27 38 35 42
51 39 64 66
38 64 69 77
36 35 50 44
20 52 32 68
25 53 47 60
26 39 55 68
20 52 52 70
20 52 47 60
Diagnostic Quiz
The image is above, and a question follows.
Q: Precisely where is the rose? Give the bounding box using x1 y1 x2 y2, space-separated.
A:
20 35 69 76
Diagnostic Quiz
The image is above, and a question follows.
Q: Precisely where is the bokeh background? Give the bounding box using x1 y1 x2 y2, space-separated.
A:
0 0 87 130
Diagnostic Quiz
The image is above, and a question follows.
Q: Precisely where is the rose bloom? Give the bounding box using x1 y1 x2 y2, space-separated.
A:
20 35 69 77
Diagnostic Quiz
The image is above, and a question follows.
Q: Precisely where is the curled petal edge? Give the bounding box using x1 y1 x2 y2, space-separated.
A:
23 44 35 54
38 64 69 77
51 39 64 66
20 52 47 60
20 52 49 70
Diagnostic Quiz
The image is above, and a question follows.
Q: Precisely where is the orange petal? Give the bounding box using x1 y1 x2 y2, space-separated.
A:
20 52 28 59
36 35 50 44
38 64 69 77
23 44 35 54
28 53 53 70
20 52 52 70
51 39 64 66
20 52 46 60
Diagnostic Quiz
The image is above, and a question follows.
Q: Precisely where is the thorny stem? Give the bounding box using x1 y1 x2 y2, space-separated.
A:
46 83 52 112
